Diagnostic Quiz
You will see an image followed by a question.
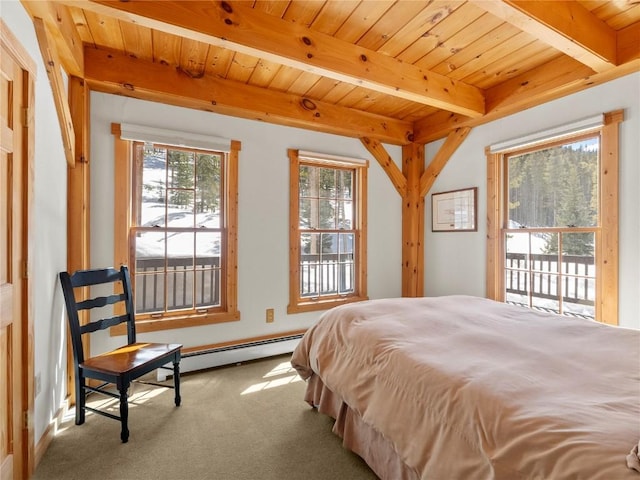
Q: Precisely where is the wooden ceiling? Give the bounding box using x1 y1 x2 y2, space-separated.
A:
21 1 640 145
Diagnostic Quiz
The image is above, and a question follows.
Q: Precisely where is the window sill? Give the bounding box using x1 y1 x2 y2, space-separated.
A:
287 295 368 314
110 310 241 336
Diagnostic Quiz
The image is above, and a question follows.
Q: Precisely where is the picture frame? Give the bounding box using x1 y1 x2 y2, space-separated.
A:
431 187 477 232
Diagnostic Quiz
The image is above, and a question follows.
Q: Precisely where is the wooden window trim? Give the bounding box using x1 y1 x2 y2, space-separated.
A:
287 149 368 314
111 123 240 334
486 110 622 324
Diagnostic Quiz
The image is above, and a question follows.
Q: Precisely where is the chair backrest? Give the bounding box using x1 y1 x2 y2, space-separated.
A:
59 266 136 366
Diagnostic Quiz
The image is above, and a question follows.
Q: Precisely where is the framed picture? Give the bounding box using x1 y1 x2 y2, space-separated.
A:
431 187 477 232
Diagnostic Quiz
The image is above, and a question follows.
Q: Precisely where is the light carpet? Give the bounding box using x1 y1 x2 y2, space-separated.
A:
33 354 378 480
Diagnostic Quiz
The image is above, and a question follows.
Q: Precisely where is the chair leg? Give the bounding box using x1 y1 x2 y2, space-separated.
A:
173 359 181 407
76 373 85 425
119 381 130 443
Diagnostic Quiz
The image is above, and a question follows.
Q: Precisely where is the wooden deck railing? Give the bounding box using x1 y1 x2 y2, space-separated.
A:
134 256 220 313
299 253 354 298
505 252 595 310
134 252 593 315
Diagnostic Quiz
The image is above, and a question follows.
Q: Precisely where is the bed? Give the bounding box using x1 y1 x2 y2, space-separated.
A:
290 295 640 479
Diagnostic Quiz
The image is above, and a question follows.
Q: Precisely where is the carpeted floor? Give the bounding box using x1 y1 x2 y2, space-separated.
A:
33 354 378 480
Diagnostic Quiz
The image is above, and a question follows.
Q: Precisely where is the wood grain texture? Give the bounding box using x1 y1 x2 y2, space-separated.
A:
85 47 413 145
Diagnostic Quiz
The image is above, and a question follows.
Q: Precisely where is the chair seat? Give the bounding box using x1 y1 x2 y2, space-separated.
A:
81 342 182 377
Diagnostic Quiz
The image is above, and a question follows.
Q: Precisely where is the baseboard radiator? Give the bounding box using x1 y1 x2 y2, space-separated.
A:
157 333 304 381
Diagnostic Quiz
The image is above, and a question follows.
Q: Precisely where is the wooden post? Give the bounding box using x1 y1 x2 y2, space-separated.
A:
362 132 470 298
401 143 425 297
67 75 90 406
598 110 623 324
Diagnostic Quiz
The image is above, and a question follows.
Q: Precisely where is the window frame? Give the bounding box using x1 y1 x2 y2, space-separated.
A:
486 111 622 324
287 149 368 314
112 123 240 333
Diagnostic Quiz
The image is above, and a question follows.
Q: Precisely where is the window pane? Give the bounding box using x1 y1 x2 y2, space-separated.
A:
167 232 194 269
195 153 221 219
135 230 166 262
134 270 165 314
508 137 598 228
299 165 311 197
319 237 338 296
505 231 529 307
167 269 194 311
318 167 336 198
194 232 221 306
196 231 221 258
337 170 353 199
134 231 166 313
299 198 312 229
338 233 354 294
561 232 595 319
319 199 335 229
166 189 195 228
300 232 315 255
300 233 319 297
337 200 353 229
537 232 559 274
195 266 220 308
563 277 595 319
140 145 167 226
168 150 195 190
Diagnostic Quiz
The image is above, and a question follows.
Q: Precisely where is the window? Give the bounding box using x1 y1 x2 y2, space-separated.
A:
113 124 240 333
486 111 622 324
288 149 368 313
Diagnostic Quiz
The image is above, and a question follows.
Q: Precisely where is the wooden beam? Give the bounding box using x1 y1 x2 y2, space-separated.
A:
401 143 425 297
485 148 504 301
70 0 485 117
412 54 639 144
66 76 90 271
419 127 471 197
618 22 640 65
84 47 412 145
477 0 617 72
20 1 83 77
66 76 90 407
32 17 75 167
598 110 623 325
360 137 407 197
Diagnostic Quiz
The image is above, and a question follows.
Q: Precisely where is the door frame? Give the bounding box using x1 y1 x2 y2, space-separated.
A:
1 19 35 479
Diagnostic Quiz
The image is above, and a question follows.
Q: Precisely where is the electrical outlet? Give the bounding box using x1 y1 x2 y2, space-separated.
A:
35 373 41 396
266 308 275 323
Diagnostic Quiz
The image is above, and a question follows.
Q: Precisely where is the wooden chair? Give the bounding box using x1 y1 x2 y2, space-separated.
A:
59 266 182 443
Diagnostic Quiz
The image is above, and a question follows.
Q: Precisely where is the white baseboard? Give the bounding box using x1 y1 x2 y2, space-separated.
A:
157 338 299 381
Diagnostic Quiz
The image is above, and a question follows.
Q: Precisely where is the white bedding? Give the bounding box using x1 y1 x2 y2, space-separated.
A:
291 295 640 479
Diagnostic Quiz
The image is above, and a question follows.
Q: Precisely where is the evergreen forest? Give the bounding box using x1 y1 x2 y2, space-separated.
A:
507 138 598 256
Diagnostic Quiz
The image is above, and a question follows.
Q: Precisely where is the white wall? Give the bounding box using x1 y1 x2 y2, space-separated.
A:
90 94 403 356
424 72 640 329
1 0 69 445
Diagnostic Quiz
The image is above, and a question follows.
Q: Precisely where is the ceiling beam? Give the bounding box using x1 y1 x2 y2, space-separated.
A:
20 1 83 76
84 47 413 145
477 0 617 73
413 54 640 144
68 0 485 118
33 17 75 167
618 22 640 65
